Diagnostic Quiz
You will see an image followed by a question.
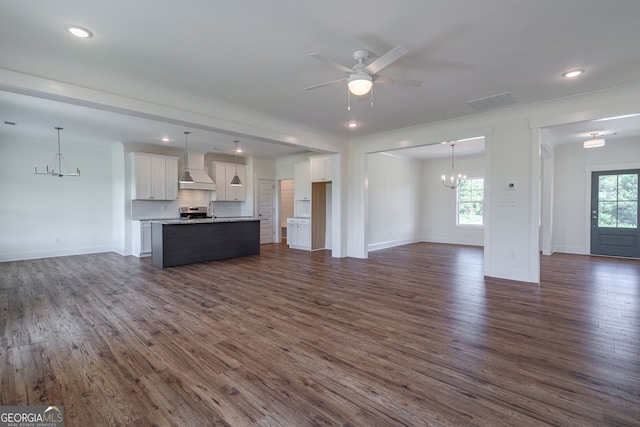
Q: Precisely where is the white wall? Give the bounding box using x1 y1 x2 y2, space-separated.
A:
252 156 276 179
349 83 640 283
552 137 640 254
366 153 422 251
421 154 484 246
0 136 114 261
275 152 315 179
111 143 126 255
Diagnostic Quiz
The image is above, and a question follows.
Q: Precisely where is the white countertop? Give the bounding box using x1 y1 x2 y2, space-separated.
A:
151 217 257 224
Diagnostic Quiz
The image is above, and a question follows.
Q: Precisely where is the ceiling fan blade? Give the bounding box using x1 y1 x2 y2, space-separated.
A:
374 75 422 87
364 46 408 75
304 78 347 91
309 53 352 73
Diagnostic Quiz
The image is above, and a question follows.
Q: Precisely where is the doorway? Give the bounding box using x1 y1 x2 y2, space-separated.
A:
590 169 639 257
257 179 276 244
279 179 294 243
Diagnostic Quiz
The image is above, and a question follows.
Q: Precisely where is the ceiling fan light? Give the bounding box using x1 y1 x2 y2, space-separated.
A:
348 73 373 95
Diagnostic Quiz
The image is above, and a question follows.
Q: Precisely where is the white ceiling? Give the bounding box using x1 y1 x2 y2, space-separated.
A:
2 0 640 158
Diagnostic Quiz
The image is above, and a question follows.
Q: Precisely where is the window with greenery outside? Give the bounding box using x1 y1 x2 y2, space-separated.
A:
457 178 483 225
598 173 638 228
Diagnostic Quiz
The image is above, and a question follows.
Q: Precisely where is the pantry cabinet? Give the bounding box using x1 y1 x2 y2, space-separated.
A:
130 153 178 200
294 161 311 200
310 155 333 182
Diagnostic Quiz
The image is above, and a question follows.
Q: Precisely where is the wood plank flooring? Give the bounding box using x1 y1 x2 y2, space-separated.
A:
1 243 639 426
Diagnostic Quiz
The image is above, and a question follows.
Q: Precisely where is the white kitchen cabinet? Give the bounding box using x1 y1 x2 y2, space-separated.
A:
165 157 178 199
210 161 246 201
130 153 178 200
286 217 310 250
310 155 333 182
294 161 311 200
132 220 152 257
225 163 246 201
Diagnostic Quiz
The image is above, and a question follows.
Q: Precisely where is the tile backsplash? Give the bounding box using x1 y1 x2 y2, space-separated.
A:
210 201 242 217
132 190 210 219
132 190 243 219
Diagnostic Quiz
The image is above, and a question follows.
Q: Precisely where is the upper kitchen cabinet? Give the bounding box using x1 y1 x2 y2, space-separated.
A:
210 161 246 201
294 161 311 200
130 152 178 200
310 155 333 183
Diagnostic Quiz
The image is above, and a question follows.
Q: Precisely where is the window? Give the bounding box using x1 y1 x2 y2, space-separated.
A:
598 173 638 228
457 178 484 226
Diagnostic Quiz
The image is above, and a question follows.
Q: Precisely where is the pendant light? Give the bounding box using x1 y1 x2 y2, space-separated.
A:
33 127 80 177
441 143 466 189
179 131 194 183
230 140 243 186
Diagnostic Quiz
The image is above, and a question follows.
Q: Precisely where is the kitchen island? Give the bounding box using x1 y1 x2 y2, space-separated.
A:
150 218 260 268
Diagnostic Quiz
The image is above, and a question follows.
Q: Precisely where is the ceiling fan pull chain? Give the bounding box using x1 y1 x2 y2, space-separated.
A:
347 86 351 111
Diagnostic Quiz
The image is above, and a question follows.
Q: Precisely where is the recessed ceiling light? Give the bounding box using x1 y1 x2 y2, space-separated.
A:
562 69 584 78
347 122 359 128
161 136 171 142
64 25 93 38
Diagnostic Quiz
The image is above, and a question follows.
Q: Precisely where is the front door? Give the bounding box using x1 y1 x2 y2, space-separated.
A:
257 179 275 244
590 169 639 257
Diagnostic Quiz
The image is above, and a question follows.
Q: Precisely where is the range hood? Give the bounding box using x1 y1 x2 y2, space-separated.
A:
179 151 216 191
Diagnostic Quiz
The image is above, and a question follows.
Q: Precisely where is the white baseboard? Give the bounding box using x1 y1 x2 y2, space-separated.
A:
0 246 113 262
552 245 588 255
420 235 484 247
368 237 420 252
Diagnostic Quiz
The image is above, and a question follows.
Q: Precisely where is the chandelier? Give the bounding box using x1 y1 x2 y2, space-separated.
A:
33 127 80 177
441 142 465 189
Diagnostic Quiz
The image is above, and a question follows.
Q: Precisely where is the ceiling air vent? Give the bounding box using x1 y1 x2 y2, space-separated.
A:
466 92 516 111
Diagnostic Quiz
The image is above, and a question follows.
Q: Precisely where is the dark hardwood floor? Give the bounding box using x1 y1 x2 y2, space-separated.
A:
1 243 639 426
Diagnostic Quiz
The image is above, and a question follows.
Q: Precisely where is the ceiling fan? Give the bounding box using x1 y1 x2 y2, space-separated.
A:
304 46 422 97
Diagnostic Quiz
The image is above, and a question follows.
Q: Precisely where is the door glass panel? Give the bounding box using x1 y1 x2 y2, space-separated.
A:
618 202 638 228
598 174 638 228
598 201 617 227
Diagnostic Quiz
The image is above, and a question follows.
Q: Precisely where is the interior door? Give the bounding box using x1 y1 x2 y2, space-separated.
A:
590 169 639 257
257 179 275 244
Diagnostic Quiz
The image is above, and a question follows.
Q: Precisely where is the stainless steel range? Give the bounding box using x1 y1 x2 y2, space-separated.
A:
179 206 210 219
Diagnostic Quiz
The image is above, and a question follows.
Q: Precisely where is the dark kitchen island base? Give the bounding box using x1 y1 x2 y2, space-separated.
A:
151 220 260 268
